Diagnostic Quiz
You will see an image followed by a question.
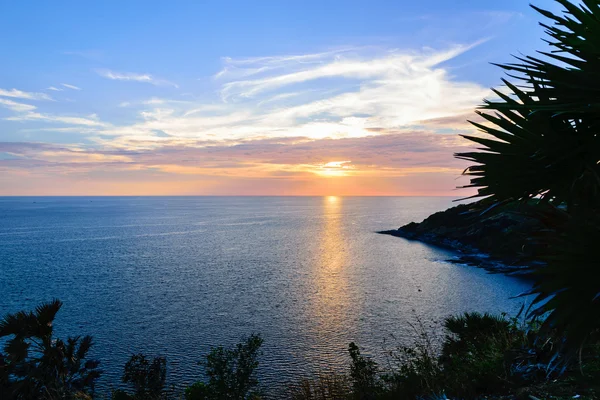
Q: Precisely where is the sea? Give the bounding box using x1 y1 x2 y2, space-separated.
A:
0 196 531 391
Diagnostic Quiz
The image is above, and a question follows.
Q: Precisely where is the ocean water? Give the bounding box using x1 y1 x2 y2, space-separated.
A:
0 196 531 390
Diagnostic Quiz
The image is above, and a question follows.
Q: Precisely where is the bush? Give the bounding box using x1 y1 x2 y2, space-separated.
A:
379 312 539 399
440 312 526 397
186 334 263 400
348 342 382 399
112 389 134 400
285 374 351 400
121 353 167 399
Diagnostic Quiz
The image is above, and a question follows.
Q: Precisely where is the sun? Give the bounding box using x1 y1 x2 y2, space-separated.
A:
316 160 354 177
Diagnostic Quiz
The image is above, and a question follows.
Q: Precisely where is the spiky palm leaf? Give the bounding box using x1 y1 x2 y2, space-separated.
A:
456 0 600 210
456 0 600 359
0 300 101 399
523 209 600 358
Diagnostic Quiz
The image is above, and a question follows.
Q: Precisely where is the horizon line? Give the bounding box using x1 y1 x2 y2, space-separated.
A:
0 194 461 198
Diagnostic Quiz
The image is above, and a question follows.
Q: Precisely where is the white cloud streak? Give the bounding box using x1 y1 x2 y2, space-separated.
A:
6 112 108 127
61 83 82 90
91 44 488 147
96 69 178 88
0 98 37 112
0 88 53 101
4 44 488 154
0 86 106 127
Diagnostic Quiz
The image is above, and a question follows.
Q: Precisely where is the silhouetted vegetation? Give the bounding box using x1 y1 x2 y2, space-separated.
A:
112 353 167 399
288 313 600 400
0 299 101 400
1 301 599 399
285 374 350 400
454 0 600 359
185 334 263 400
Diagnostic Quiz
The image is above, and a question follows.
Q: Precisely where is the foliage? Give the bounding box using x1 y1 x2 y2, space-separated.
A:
0 299 101 400
120 353 167 400
287 313 599 400
524 210 600 358
111 389 134 400
185 334 263 400
456 0 600 210
348 342 382 399
285 374 351 400
374 312 598 399
382 318 443 399
455 0 600 358
2 300 599 399
439 312 528 397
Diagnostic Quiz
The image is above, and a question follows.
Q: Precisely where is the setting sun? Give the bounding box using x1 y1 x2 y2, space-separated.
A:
316 161 355 177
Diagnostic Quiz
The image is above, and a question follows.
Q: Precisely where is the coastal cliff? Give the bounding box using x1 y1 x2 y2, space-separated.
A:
379 201 547 273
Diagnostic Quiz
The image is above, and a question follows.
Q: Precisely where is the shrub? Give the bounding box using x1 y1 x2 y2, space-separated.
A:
382 319 443 399
440 312 525 397
348 342 382 399
186 334 263 400
121 353 167 399
285 373 351 400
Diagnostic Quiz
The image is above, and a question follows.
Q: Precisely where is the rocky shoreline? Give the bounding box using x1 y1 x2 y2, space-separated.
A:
379 201 546 275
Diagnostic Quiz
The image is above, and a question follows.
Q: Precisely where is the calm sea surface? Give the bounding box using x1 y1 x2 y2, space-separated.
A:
0 196 531 390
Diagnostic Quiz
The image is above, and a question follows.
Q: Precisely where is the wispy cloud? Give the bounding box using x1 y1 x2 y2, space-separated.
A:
218 43 482 101
92 44 487 147
61 83 81 90
0 98 37 112
6 112 108 127
1 44 488 195
96 69 179 88
0 130 468 174
0 86 105 127
47 86 63 92
0 88 53 101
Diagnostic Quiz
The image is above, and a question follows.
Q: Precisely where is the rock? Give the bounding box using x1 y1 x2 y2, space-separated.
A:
379 201 548 274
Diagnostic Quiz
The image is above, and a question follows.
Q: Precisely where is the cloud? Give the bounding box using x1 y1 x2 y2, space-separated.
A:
218 43 483 101
0 129 476 195
96 69 179 88
0 130 469 176
0 88 53 101
90 44 487 148
0 87 106 127
47 86 63 92
61 83 81 90
6 112 108 127
1 44 489 195
0 99 37 112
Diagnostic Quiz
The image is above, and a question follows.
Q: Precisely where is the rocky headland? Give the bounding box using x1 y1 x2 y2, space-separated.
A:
379 201 547 274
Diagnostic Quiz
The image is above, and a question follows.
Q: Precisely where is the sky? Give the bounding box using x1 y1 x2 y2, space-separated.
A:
0 0 564 196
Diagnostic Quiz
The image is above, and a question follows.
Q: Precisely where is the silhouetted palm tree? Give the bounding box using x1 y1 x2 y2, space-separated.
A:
457 0 600 211
0 299 101 399
456 0 600 359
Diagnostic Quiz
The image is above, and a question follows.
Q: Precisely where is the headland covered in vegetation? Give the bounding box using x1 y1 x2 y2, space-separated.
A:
379 200 547 273
2 0 600 398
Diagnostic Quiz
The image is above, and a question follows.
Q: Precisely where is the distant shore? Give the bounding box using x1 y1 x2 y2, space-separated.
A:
378 201 546 275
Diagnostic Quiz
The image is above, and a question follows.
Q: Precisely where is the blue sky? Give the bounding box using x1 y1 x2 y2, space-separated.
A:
0 0 563 195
